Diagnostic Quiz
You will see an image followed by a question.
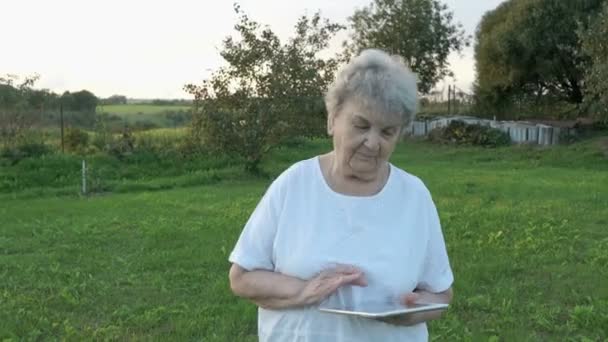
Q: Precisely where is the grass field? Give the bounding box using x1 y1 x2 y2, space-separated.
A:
96 104 192 128
97 104 191 115
2 138 608 340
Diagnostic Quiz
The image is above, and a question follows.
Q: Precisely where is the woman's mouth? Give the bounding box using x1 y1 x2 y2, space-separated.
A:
355 152 377 161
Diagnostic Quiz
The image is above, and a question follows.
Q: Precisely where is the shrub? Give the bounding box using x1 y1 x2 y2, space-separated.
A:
428 120 511 147
108 130 135 159
65 127 89 152
0 142 54 165
92 119 113 152
176 135 211 160
132 120 159 131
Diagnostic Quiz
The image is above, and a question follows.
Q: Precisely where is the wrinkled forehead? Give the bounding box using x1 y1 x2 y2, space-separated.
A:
343 98 403 127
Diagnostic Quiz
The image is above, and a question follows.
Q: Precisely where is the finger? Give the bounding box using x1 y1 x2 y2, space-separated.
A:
377 316 401 325
336 272 367 287
316 276 346 298
334 273 361 286
350 273 368 287
330 264 362 275
315 273 363 299
400 292 419 306
327 266 367 286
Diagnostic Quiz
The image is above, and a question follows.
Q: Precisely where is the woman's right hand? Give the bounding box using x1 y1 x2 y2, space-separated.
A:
295 264 367 306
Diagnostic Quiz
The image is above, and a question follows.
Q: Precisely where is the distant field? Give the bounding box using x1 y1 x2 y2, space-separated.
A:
97 104 191 115
96 104 192 128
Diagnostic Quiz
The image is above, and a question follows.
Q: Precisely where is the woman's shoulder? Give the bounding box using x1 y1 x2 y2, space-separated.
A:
276 156 317 180
267 157 319 190
390 164 432 198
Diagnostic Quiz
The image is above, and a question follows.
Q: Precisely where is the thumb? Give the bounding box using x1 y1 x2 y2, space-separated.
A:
401 292 420 306
339 272 363 285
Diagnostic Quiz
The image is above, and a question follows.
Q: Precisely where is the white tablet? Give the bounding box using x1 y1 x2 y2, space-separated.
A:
318 302 448 318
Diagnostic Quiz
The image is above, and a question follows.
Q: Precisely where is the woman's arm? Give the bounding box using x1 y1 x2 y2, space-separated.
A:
229 264 305 309
229 263 367 310
379 287 453 326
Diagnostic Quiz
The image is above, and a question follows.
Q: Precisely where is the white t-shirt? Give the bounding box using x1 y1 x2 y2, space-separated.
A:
229 157 453 342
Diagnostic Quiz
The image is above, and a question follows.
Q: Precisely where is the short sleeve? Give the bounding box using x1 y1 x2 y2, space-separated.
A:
417 195 454 293
228 174 285 272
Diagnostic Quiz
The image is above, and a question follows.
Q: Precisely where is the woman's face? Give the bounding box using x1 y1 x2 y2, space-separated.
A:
329 100 402 180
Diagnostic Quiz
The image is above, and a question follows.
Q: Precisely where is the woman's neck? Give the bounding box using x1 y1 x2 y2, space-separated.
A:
321 152 389 196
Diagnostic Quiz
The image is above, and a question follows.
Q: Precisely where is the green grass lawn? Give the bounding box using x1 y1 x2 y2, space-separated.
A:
1 138 608 340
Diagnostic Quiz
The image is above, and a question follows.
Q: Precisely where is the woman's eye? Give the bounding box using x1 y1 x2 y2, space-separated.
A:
383 129 396 136
355 125 369 130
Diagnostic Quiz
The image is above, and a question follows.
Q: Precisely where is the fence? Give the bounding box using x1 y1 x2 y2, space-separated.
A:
405 116 575 145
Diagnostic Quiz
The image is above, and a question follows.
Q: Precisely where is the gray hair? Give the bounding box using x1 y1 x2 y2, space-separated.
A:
325 49 418 126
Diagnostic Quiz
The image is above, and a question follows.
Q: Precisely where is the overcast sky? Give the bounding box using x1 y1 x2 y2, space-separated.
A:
1 0 505 99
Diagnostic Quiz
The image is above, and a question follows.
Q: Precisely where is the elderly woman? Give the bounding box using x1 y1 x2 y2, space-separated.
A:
228 49 453 341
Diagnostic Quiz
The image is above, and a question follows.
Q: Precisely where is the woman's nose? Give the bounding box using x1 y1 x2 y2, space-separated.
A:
363 131 380 152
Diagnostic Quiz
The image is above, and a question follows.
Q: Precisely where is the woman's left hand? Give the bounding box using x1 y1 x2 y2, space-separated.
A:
376 288 453 326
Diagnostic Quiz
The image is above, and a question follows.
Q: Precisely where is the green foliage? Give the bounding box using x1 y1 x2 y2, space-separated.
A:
581 1 608 125
91 116 114 152
108 130 135 159
150 99 192 106
0 132 244 195
418 99 473 118
100 94 128 105
61 90 98 128
165 111 191 127
68 90 98 113
0 75 42 147
185 4 343 172
346 0 469 94
428 120 511 147
474 0 605 117
64 127 89 152
1 142 54 166
0 80 99 131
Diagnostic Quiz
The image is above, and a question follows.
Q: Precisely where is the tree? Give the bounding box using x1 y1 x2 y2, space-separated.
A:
62 90 98 127
102 95 127 105
71 90 98 112
345 0 469 94
581 1 608 124
185 3 343 172
474 0 605 117
0 74 40 147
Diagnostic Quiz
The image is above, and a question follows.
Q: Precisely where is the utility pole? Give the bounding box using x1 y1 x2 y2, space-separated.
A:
453 85 458 114
447 85 451 115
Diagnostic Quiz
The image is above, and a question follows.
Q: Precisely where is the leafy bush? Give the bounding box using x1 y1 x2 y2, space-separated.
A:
0 137 242 194
92 117 114 152
165 110 192 127
1 142 54 165
176 135 212 160
581 1 608 125
108 130 135 159
65 127 89 152
428 120 511 147
132 120 160 131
